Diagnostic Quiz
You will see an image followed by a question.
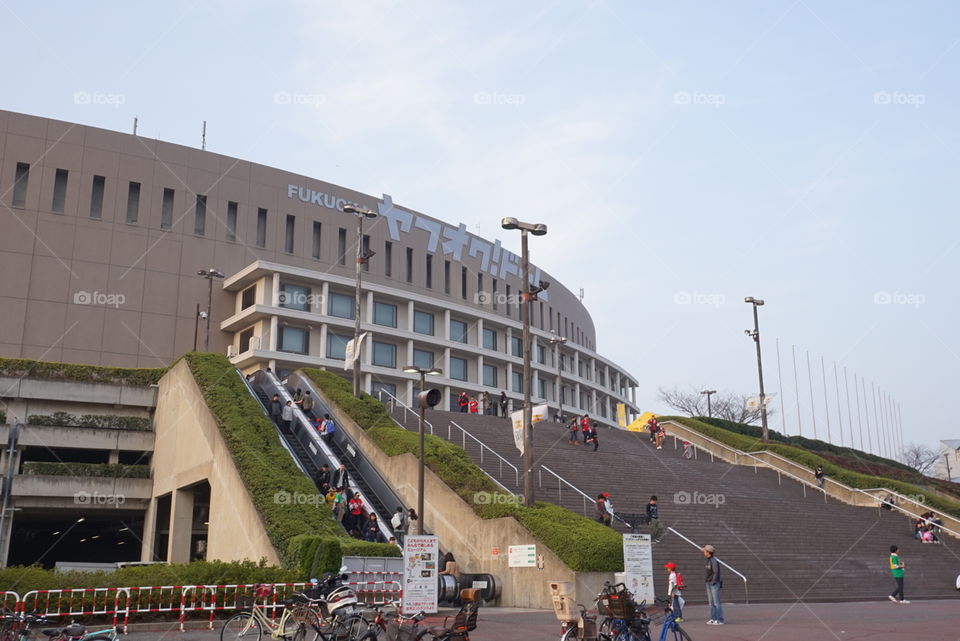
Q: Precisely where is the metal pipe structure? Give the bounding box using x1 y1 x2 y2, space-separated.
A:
344 205 378 397
197 268 225 351
548 331 567 422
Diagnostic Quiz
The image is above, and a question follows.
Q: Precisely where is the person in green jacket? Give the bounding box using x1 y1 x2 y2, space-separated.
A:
888 545 910 604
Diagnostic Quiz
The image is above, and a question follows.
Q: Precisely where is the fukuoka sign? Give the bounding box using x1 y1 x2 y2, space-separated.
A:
287 185 549 301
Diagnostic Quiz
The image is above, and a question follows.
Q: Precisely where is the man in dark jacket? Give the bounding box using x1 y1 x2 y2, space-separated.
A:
315 463 331 488
647 496 664 542
703 545 724 625
332 463 349 491
268 394 283 424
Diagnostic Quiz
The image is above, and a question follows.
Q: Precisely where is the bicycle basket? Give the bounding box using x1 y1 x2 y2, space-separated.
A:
599 593 636 620
384 620 427 641
253 584 274 599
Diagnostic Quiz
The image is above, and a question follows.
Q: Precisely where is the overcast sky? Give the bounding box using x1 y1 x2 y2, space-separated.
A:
3 1 957 457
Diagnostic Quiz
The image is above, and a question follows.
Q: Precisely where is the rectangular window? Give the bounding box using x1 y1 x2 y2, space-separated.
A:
450 356 468 381
239 327 255 353
373 301 398 327
482 327 497 351
539 302 545 330
279 284 311 311
241 286 256 310
225 200 237 240
51 169 68 213
461 267 468 300
372 341 397 368
413 310 434 335
125 181 140 223
338 228 347 265
483 364 498 388
512 371 523 394
477 274 483 300
312 222 322 259
12 162 29 207
491 279 498 310
444 261 451 295
194 194 206 235
278 326 309 354
425 254 433 288
505 285 511 317
511 336 522 358
413 348 434 371
384 241 393 277
537 344 546 364
450 319 468 344
326 333 349 360
371 381 397 400
328 292 355 319
405 248 414 283
161 188 175 231
256 208 267 248
361 234 370 272
89 175 105 219
285 215 295 253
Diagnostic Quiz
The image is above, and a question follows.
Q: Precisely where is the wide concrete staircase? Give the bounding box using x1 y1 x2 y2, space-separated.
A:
392 407 960 603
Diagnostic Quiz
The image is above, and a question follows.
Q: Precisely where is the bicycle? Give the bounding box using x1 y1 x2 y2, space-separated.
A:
357 599 480 641
0 613 51 641
220 584 320 641
594 582 652 641
362 600 423 640
647 598 690 641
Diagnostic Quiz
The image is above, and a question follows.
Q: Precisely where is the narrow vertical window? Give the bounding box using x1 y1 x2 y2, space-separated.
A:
256 208 267 248
405 248 413 283
384 241 392 277
505 285 511 317
444 260 450 295
89 175 105 219
362 234 370 272
194 194 207 235
12 163 29 207
461 266 467 300
492 279 498 310
225 200 237 240
425 254 433 288
285 214 295 253
161 189 175 231
312 222 322 259
51 169 68 213
126 181 140 223
477 274 483 300
337 228 347 265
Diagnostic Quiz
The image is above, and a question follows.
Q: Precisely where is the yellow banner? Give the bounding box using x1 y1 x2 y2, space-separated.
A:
616 403 627 427
626 411 658 432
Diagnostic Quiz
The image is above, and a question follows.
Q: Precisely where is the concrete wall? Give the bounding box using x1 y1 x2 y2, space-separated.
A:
146 360 279 565
0 424 153 451
309 375 615 609
0 376 157 411
12 474 151 509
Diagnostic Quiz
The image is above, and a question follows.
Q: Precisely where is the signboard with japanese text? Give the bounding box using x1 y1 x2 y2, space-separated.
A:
402 535 439 614
622 534 654 603
508 544 537 567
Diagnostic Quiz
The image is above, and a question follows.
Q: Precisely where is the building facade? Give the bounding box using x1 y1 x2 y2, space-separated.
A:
0 110 638 426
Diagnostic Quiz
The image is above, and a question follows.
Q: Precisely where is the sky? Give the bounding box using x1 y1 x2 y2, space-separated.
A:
2 1 957 457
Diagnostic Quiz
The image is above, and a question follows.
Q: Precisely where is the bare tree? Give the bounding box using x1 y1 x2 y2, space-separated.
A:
902 443 938 475
657 386 774 425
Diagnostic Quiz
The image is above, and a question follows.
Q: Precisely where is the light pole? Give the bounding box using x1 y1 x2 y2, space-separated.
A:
547 331 567 422
344 205 378 398
744 297 769 442
501 217 548 507
197 268 225 351
700 389 717 418
403 365 442 535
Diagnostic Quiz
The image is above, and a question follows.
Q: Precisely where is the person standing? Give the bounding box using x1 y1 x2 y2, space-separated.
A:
293 388 304 410
595 494 612 527
321 414 336 444
280 400 294 431
580 414 591 445
568 417 580 445
814 466 825 489
481 391 491 415
458 391 469 413
664 562 684 622
302 390 315 415
586 421 600 451
348 493 364 532
391 507 408 543
268 394 283 425
888 545 909 603
499 391 508 417
315 463 331 488
332 463 349 490
703 544 724 625
468 397 479 414
647 496 664 542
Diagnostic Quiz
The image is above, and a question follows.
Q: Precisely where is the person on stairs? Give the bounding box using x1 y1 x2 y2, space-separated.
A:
580 414 591 445
586 421 600 451
499 391 508 416
458 391 469 413
568 417 580 445
647 495 664 542
595 493 612 526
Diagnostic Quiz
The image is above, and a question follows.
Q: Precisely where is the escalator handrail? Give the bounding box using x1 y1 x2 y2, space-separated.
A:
237 369 311 478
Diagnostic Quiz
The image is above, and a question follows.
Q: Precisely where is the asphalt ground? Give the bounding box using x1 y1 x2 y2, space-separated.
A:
111 599 959 641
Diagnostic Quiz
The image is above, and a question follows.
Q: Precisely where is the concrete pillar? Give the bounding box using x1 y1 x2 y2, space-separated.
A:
506 362 513 393
406 379 415 407
363 373 372 395
319 324 328 358
320 282 330 315
269 317 278 351
443 310 451 340
271 272 281 306
167 486 195 564
365 291 374 323
476 318 483 348
108 450 119 464
631 384 637 405
477 354 484 387
140 497 158 562
407 301 415 332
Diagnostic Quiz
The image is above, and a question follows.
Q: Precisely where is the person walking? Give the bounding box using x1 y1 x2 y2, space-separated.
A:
647 495 664 542
280 400 294 431
586 421 600 451
268 394 283 425
568 417 580 445
888 545 909 603
580 414 591 445
499 391 508 417
458 391 469 413
664 562 684 622
814 466 826 489
703 544 724 625
595 493 612 527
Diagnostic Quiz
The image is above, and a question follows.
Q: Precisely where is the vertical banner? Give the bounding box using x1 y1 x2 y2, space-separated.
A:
402 535 439 614
622 533 654 603
510 409 525 455
344 332 369 371
616 403 627 427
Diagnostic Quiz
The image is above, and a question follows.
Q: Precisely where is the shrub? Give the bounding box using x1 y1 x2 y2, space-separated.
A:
303 368 624 572
27 413 151 431
285 536 400 578
0 359 165 387
20 462 150 479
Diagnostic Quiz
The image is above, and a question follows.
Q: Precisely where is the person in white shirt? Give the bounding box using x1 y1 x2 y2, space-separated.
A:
664 562 683 621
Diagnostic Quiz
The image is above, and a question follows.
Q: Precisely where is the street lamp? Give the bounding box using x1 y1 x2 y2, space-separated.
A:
344 205 378 397
547 331 567 422
700 389 717 418
744 297 769 442
501 216 548 507
403 365 443 534
197 268 225 351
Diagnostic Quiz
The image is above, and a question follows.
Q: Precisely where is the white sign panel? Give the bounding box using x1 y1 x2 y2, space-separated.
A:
510 409 525 455
622 534 655 603
508 544 537 567
402 535 439 614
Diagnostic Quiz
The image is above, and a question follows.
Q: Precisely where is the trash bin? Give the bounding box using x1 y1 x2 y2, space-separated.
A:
549 581 578 622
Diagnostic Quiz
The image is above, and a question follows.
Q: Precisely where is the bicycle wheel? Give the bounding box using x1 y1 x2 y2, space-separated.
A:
330 614 369 641
560 624 581 641
667 624 691 641
221 612 263 641
292 608 321 641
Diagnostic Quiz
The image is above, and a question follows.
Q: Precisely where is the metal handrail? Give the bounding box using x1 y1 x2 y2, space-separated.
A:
378 389 435 434
449 420 519 487
666 526 749 604
539 465 592 517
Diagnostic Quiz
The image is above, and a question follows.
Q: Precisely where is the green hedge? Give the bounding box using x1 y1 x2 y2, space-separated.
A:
285 535 401 578
184 353 344 552
21 462 150 478
664 416 960 519
27 412 151 431
0 559 299 593
303 368 624 572
0 358 165 387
